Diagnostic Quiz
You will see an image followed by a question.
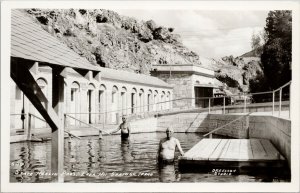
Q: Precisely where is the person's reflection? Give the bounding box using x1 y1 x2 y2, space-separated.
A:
120 138 133 163
87 140 95 174
97 139 107 163
157 163 181 182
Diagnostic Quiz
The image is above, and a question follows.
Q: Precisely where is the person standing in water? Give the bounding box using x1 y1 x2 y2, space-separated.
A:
110 115 131 140
157 127 184 164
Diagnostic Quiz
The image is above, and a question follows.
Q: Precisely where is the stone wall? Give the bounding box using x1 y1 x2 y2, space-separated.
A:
156 112 249 138
154 73 193 109
156 112 209 132
249 115 291 167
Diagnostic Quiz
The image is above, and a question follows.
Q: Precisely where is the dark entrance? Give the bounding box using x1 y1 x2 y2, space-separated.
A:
131 93 135 114
88 90 92 123
194 87 213 108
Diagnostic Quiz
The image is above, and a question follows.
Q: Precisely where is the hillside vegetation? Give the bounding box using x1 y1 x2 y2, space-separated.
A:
25 9 262 92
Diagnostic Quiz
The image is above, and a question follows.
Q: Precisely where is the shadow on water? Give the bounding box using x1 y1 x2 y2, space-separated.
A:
10 132 291 183
157 162 182 182
121 138 134 164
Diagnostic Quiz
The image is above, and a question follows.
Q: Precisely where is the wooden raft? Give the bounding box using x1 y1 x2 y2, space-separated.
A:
179 139 286 170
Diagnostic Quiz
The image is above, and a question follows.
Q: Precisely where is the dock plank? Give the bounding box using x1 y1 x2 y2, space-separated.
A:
222 139 241 160
209 139 229 161
238 139 253 161
180 138 286 169
184 139 208 158
219 139 232 159
250 139 267 159
260 139 285 160
193 139 221 160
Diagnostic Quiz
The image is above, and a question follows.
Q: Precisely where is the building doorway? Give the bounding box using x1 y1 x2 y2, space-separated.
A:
88 89 92 123
87 83 96 124
194 87 213 108
131 88 137 114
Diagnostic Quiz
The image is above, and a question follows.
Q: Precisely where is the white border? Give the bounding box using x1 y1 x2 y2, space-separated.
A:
1 1 300 192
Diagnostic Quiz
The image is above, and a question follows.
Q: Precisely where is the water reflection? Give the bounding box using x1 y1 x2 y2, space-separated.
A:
10 133 290 183
158 163 181 182
120 139 133 163
11 141 49 182
87 140 96 174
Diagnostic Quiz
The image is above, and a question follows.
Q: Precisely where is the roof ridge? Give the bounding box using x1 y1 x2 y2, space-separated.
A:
11 9 99 71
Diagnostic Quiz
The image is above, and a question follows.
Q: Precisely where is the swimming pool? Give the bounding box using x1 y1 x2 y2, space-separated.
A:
10 132 290 182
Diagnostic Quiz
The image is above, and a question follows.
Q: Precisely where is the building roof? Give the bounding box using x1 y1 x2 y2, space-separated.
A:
151 64 215 78
11 9 172 89
100 67 173 88
11 9 99 72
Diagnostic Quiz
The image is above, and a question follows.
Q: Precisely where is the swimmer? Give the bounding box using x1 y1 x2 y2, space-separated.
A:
110 115 131 140
157 127 184 164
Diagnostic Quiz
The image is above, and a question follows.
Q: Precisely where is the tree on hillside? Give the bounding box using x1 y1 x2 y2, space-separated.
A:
251 32 262 56
260 10 292 90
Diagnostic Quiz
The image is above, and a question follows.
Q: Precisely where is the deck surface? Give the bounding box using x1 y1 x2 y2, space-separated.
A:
180 139 285 162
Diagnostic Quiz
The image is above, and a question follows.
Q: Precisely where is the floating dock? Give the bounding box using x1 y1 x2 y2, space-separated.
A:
179 138 287 172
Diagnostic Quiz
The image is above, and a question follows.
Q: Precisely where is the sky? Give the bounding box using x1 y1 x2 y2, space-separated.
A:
115 10 269 59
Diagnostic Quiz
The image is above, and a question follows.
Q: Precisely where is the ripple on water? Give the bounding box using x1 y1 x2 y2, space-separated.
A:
10 133 290 183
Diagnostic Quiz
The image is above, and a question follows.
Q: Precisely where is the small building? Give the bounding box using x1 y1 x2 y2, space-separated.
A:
151 63 217 109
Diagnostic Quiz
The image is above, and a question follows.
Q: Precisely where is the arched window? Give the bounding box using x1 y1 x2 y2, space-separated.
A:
147 89 152 111
121 87 127 114
139 89 144 112
112 85 118 103
131 88 137 114
71 81 80 102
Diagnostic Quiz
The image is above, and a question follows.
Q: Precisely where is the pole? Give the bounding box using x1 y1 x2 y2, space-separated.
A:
289 83 291 119
223 96 225 114
208 98 211 114
51 67 65 182
27 113 32 141
272 91 275 115
279 88 282 117
243 94 246 113
21 93 25 130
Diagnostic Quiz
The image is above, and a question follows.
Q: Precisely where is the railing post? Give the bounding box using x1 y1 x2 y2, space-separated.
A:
243 94 246 113
99 130 103 139
289 83 291 119
209 133 212 139
279 88 282 117
208 98 211 114
223 96 225 114
272 91 275 115
27 113 32 141
64 114 67 130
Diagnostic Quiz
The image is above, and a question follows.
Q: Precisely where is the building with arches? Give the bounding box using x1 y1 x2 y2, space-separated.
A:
11 63 173 130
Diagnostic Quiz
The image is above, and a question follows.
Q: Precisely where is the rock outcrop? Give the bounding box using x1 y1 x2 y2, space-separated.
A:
25 9 201 74
211 55 263 93
24 9 263 92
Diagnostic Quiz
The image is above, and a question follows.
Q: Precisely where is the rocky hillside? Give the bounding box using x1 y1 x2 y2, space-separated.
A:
210 55 263 93
24 9 201 74
24 9 262 93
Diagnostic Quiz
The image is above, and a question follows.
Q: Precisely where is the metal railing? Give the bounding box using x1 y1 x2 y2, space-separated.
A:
10 81 291 133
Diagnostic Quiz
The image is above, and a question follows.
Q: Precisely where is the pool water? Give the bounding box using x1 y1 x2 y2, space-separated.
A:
10 132 290 183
